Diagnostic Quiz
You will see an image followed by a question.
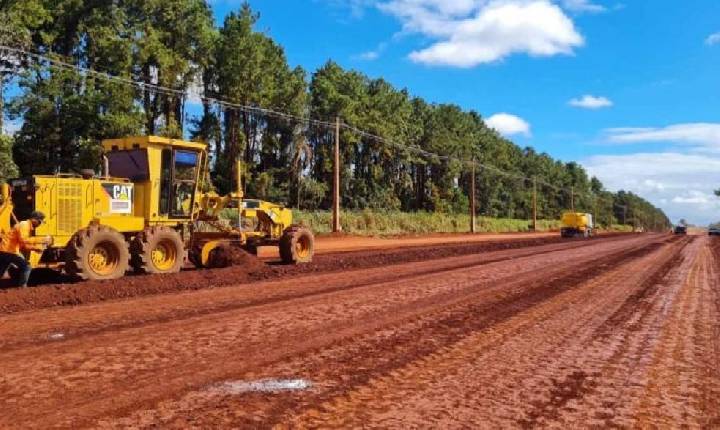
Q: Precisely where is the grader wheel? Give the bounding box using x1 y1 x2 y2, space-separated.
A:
131 226 185 274
279 226 314 264
244 240 259 256
64 225 130 281
189 240 239 269
206 243 234 269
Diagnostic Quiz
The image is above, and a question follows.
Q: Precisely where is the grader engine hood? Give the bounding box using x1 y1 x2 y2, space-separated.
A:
101 183 134 214
2 175 146 251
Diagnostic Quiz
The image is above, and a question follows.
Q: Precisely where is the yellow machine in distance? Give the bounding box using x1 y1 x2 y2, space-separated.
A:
0 136 314 281
560 212 594 238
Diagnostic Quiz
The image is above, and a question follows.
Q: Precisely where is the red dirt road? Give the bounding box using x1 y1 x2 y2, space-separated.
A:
257 231 555 257
0 234 718 428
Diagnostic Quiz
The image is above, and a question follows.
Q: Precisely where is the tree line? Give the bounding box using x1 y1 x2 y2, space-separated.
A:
0 0 670 229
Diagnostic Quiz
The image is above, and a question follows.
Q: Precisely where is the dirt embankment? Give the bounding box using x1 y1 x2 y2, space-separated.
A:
0 234 629 315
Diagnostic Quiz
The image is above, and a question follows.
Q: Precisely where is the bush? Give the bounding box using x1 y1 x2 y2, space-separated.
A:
292 210 561 236
297 177 328 210
219 208 634 237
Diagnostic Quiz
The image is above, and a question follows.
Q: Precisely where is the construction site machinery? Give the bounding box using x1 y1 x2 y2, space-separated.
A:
560 212 594 238
0 136 314 281
673 225 688 235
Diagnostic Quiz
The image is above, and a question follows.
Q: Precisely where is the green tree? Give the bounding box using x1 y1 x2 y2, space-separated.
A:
9 0 145 174
130 0 215 137
212 3 306 196
0 134 19 181
0 0 48 132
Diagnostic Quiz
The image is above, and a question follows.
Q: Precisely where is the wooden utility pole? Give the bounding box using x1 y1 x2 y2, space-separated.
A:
570 186 575 212
532 177 537 232
332 116 342 233
593 197 598 229
470 160 476 233
623 206 627 225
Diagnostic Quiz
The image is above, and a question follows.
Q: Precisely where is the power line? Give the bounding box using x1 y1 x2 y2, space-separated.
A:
1 44 588 199
340 122 568 193
0 46 336 129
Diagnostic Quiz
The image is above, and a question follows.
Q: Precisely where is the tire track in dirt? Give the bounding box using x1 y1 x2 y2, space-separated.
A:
515 237 691 428
270 237 691 429
95 237 678 428
0 236 666 428
631 237 720 428
0 234 630 315
0 235 646 352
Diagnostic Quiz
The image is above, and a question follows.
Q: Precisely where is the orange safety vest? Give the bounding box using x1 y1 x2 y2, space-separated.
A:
0 220 42 255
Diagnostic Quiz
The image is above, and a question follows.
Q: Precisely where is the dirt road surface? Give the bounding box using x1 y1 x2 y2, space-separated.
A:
257 231 555 257
0 233 718 429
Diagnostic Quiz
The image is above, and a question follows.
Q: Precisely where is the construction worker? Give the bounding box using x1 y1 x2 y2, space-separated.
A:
0 211 49 287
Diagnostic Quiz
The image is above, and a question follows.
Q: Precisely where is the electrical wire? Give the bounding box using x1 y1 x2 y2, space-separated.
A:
1 44 595 200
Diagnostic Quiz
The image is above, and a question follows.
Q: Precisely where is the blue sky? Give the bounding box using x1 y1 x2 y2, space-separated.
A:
202 0 720 224
3 0 717 224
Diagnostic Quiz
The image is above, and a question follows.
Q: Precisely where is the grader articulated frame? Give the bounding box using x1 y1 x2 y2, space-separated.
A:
0 136 314 281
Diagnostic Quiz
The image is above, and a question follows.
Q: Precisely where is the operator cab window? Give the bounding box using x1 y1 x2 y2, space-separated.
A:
107 149 150 181
159 149 173 216
160 149 198 218
171 150 199 217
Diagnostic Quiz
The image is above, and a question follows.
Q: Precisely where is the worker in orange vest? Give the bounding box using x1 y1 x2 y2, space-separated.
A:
0 211 49 287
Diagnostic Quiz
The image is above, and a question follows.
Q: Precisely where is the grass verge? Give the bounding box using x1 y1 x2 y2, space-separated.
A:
293 210 561 236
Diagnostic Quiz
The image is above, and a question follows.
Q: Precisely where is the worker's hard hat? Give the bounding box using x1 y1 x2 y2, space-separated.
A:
30 211 46 222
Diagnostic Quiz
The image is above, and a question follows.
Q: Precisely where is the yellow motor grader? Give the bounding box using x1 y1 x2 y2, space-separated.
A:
0 136 314 281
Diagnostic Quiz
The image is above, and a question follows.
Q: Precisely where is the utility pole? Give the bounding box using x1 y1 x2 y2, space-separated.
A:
470 159 477 233
570 186 575 212
332 116 342 233
532 177 537 232
593 196 598 230
623 205 627 225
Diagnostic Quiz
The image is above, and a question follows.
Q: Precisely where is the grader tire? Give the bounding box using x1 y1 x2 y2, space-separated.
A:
131 226 185 274
64 225 130 281
188 244 204 269
244 241 259 256
279 226 314 264
206 243 233 269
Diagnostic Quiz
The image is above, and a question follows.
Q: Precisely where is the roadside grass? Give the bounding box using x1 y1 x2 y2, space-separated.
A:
293 210 560 236
220 208 633 237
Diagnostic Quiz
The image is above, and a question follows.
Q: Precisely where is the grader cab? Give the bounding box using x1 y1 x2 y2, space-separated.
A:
0 136 314 281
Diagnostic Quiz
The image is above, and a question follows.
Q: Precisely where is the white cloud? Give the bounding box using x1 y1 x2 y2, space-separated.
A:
561 0 606 13
358 50 380 60
354 42 388 61
705 32 720 46
672 190 714 205
485 113 531 137
584 152 720 225
323 0 375 18
377 0 584 67
569 94 613 109
2 120 21 136
604 123 720 152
